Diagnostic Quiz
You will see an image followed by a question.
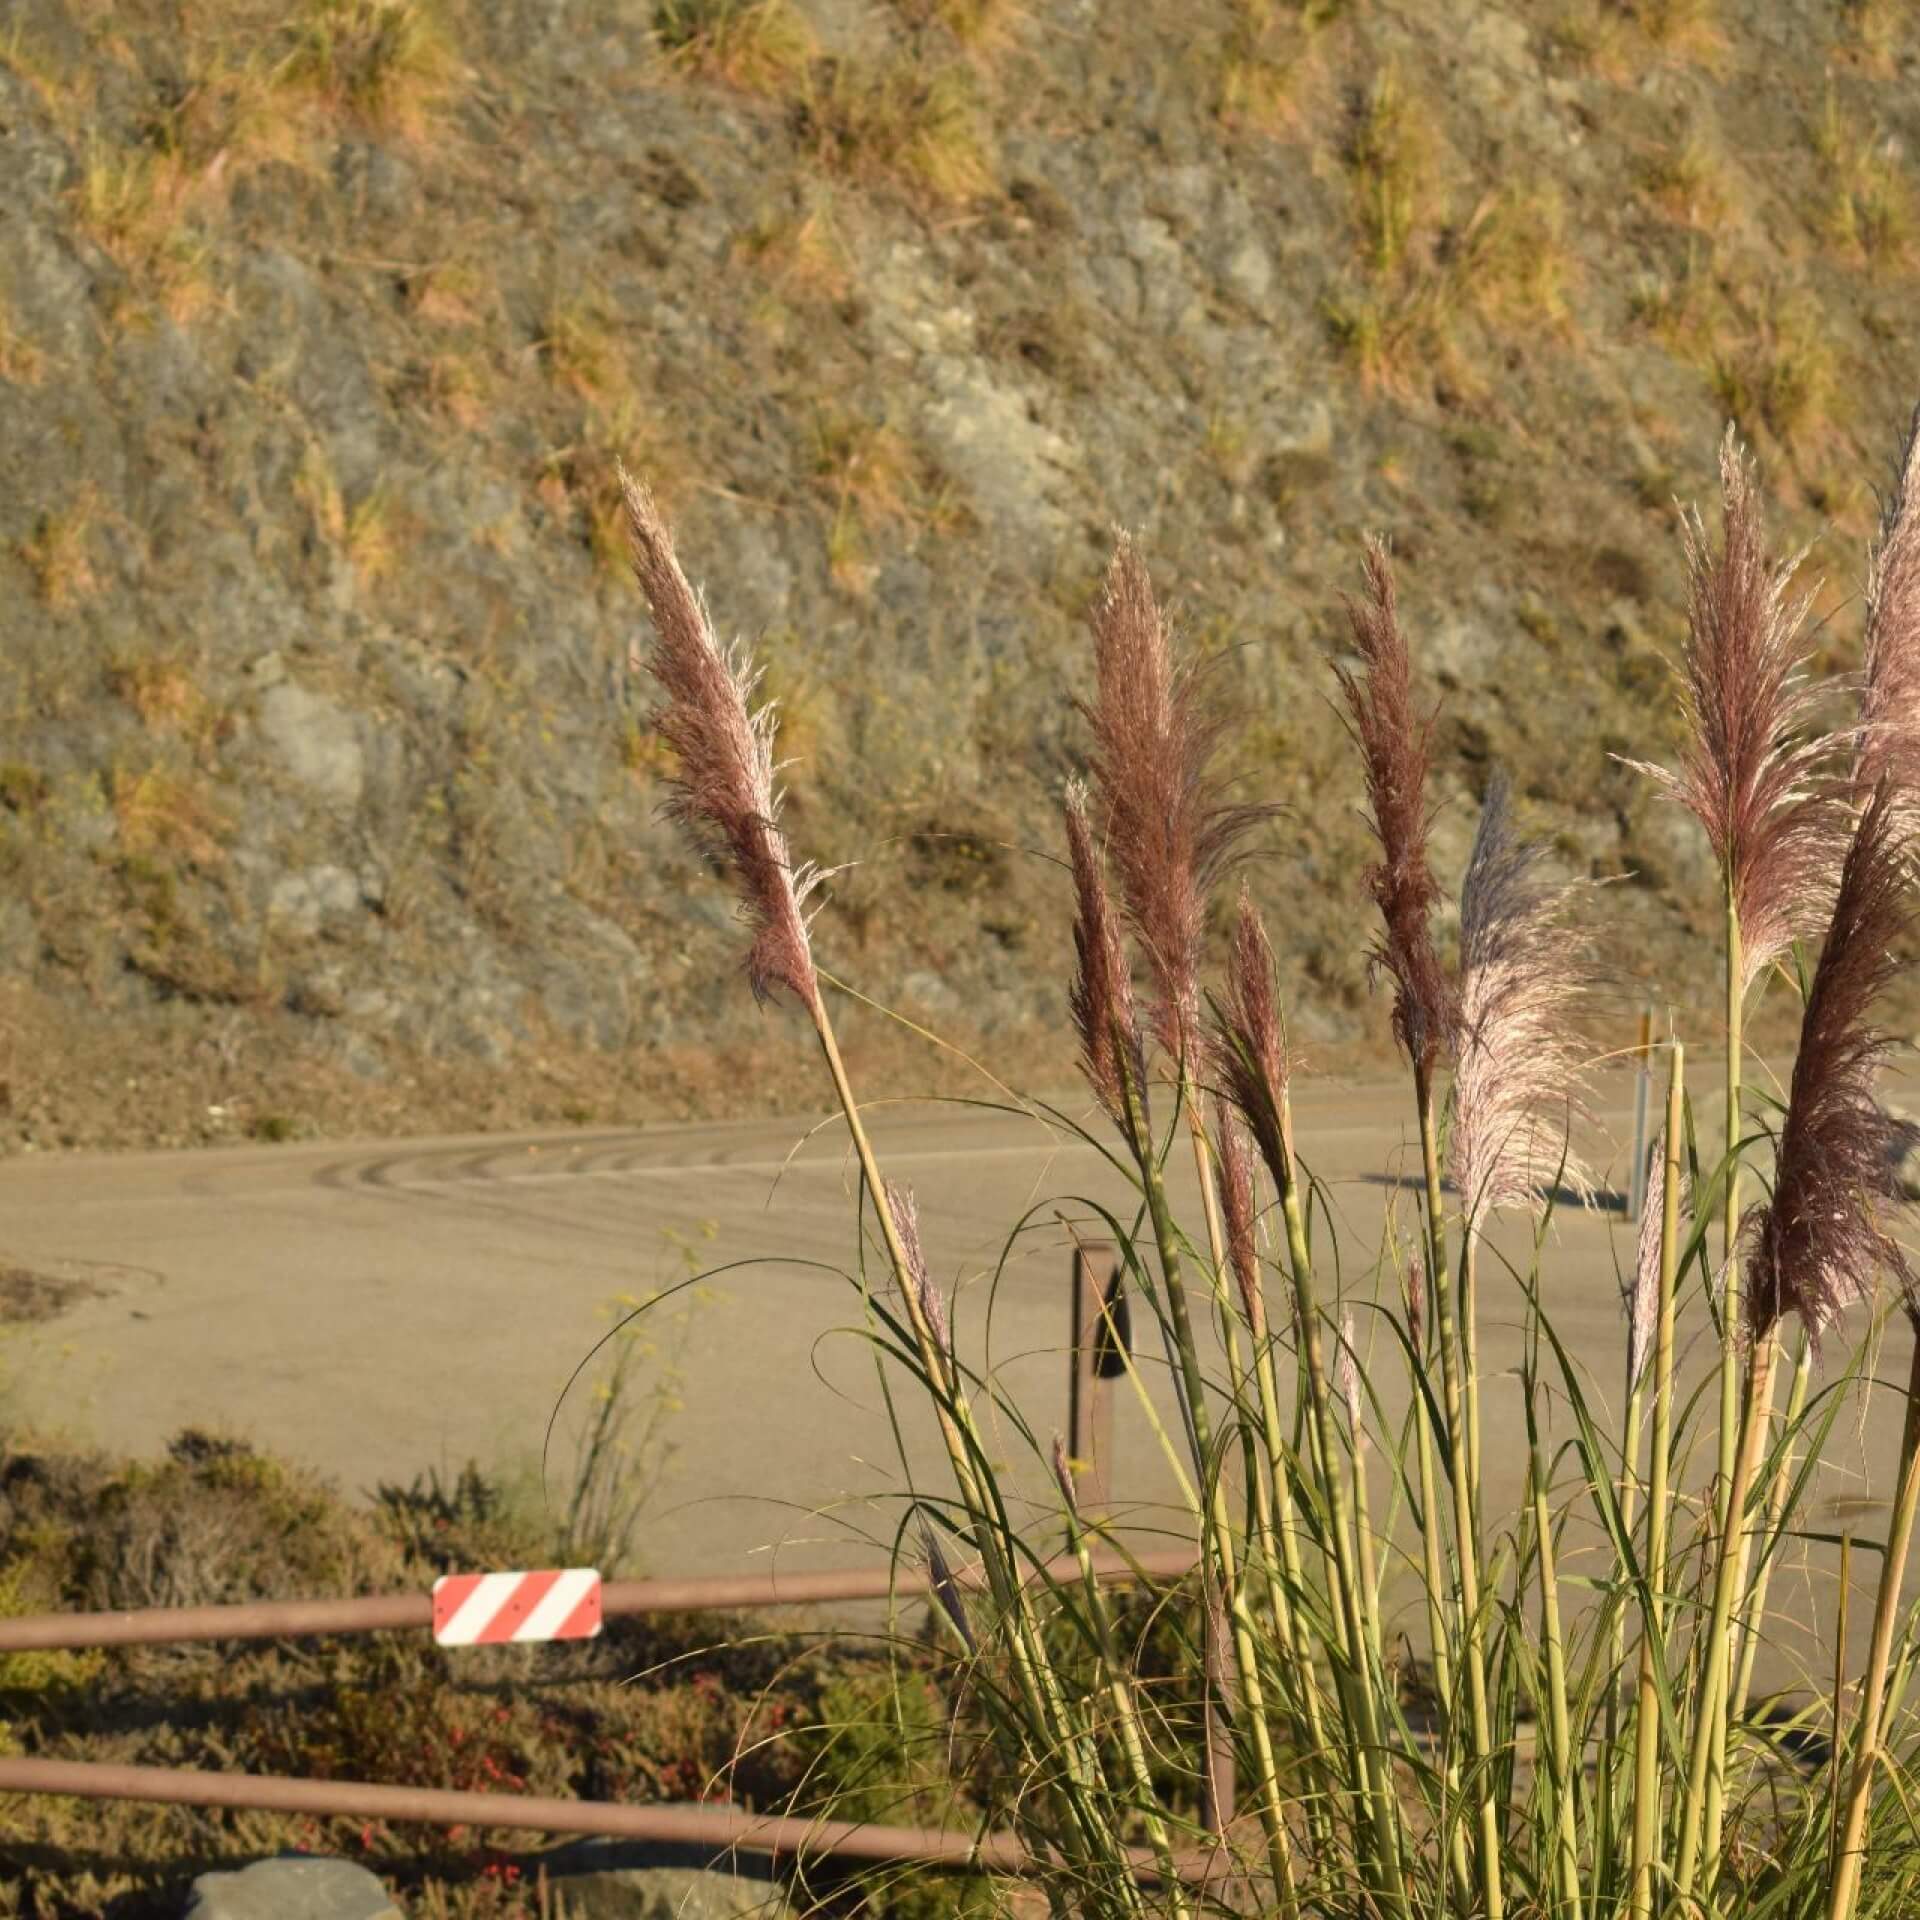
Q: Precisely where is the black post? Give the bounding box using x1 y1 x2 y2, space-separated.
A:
1069 1242 1127 1517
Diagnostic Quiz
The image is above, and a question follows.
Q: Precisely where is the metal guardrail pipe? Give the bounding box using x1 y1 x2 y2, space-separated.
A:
0 1550 1200 1653
0 1756 1228 1884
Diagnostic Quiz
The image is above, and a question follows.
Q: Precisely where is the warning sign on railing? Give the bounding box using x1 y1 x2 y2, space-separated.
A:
432 1570 603 1646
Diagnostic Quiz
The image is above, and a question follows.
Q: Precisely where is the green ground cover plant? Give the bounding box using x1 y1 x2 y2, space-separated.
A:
619 395 1920 1916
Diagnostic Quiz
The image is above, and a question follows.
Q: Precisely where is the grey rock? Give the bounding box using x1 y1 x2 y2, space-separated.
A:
1219 234 1274 306
309 865 364 916
901 969 962 1016
182 1856 401 1920
258 683 365 809
268 874 323 940
918 359 1075 538
536 1833 793 1920
267 866 361 939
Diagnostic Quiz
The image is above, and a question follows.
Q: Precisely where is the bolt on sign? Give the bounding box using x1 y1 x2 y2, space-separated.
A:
432 1570 603 1646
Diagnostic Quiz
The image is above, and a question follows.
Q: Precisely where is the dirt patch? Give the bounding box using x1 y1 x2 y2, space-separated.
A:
0 1263 99 1323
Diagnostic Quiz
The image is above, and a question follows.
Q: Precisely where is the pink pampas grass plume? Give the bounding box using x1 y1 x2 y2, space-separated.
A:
1745 783 1915 1346
621 471 827 1007
1401 1253 1426 1363
1213 886 1300 1200
1856 402 1920 817
1079 534 1268 1068
1051 1432 1081 1521
1623 427 1841 986
1332 538 1454 1078
1065 778 1148 1141
1449 773 1594 1235
1336 1307 1363 1433
885 1180 952 1363
1213 1099 1267 1338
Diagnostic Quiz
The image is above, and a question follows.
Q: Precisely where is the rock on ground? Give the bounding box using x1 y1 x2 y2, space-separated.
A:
182 1857 402 1920
535 1834 794 1919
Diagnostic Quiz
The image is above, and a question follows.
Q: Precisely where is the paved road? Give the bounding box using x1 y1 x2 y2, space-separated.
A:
0 1063 1910 1691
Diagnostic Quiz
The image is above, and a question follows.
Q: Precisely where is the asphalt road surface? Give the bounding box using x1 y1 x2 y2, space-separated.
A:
2 1061 1912 1694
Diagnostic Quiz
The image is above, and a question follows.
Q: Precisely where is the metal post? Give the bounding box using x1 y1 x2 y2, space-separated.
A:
1069 1242 1127 1516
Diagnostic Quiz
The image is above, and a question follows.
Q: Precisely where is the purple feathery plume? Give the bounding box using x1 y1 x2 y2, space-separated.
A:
1213 886 1300 1201
1448 773 1594 1235
1213 1099 1267 1338
1623 427 1842 987
919 1521 979 1656
1332 538 1455 1078
1065 779 1148 1142
622 471 826 1006
1745 784 1915 1346
885 1180 951 1362
1079 534 1269 1068
1626 1135 1689 1390
1856 402 1920 820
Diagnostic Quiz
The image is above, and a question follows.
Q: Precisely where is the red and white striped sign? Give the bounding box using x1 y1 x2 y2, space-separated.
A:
432 1569 603 1646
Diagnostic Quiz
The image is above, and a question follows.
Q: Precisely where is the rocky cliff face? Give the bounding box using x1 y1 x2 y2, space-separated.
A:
1 0 1914 1149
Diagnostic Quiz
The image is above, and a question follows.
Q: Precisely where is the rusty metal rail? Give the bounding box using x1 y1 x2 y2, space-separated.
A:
0 1755 1233 1882
0 1550 1199 1653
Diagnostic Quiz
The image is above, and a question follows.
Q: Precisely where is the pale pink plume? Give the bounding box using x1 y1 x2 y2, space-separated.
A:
884 1180 951 1361
1332 538 1454 1078
1336 1307 1363 1433
1448 773 1594 1236
1626 1134 1689 1390
1079 535 1268 1068
1623 427 1841 987
1745 784 1915 1345
621 470 825 1006
1065 778 1148 1142
1051 1432 1080 1519
1856 401 1920 820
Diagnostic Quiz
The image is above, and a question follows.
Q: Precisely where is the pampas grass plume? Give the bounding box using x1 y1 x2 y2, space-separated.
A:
1333 537 1453 1077
885 1180 951 1361
1214 886 1299 1199
1745 784 1914 1345
621 470 824 1006
1857 402 1920 817
1624 427 1840 985
1449 773 1594 1234
1080 533 1267 1067
1214 1099 1267 1338
1065 779 1147 1138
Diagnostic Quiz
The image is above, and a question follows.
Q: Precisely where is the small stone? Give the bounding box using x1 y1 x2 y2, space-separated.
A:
182 1857 402 1920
